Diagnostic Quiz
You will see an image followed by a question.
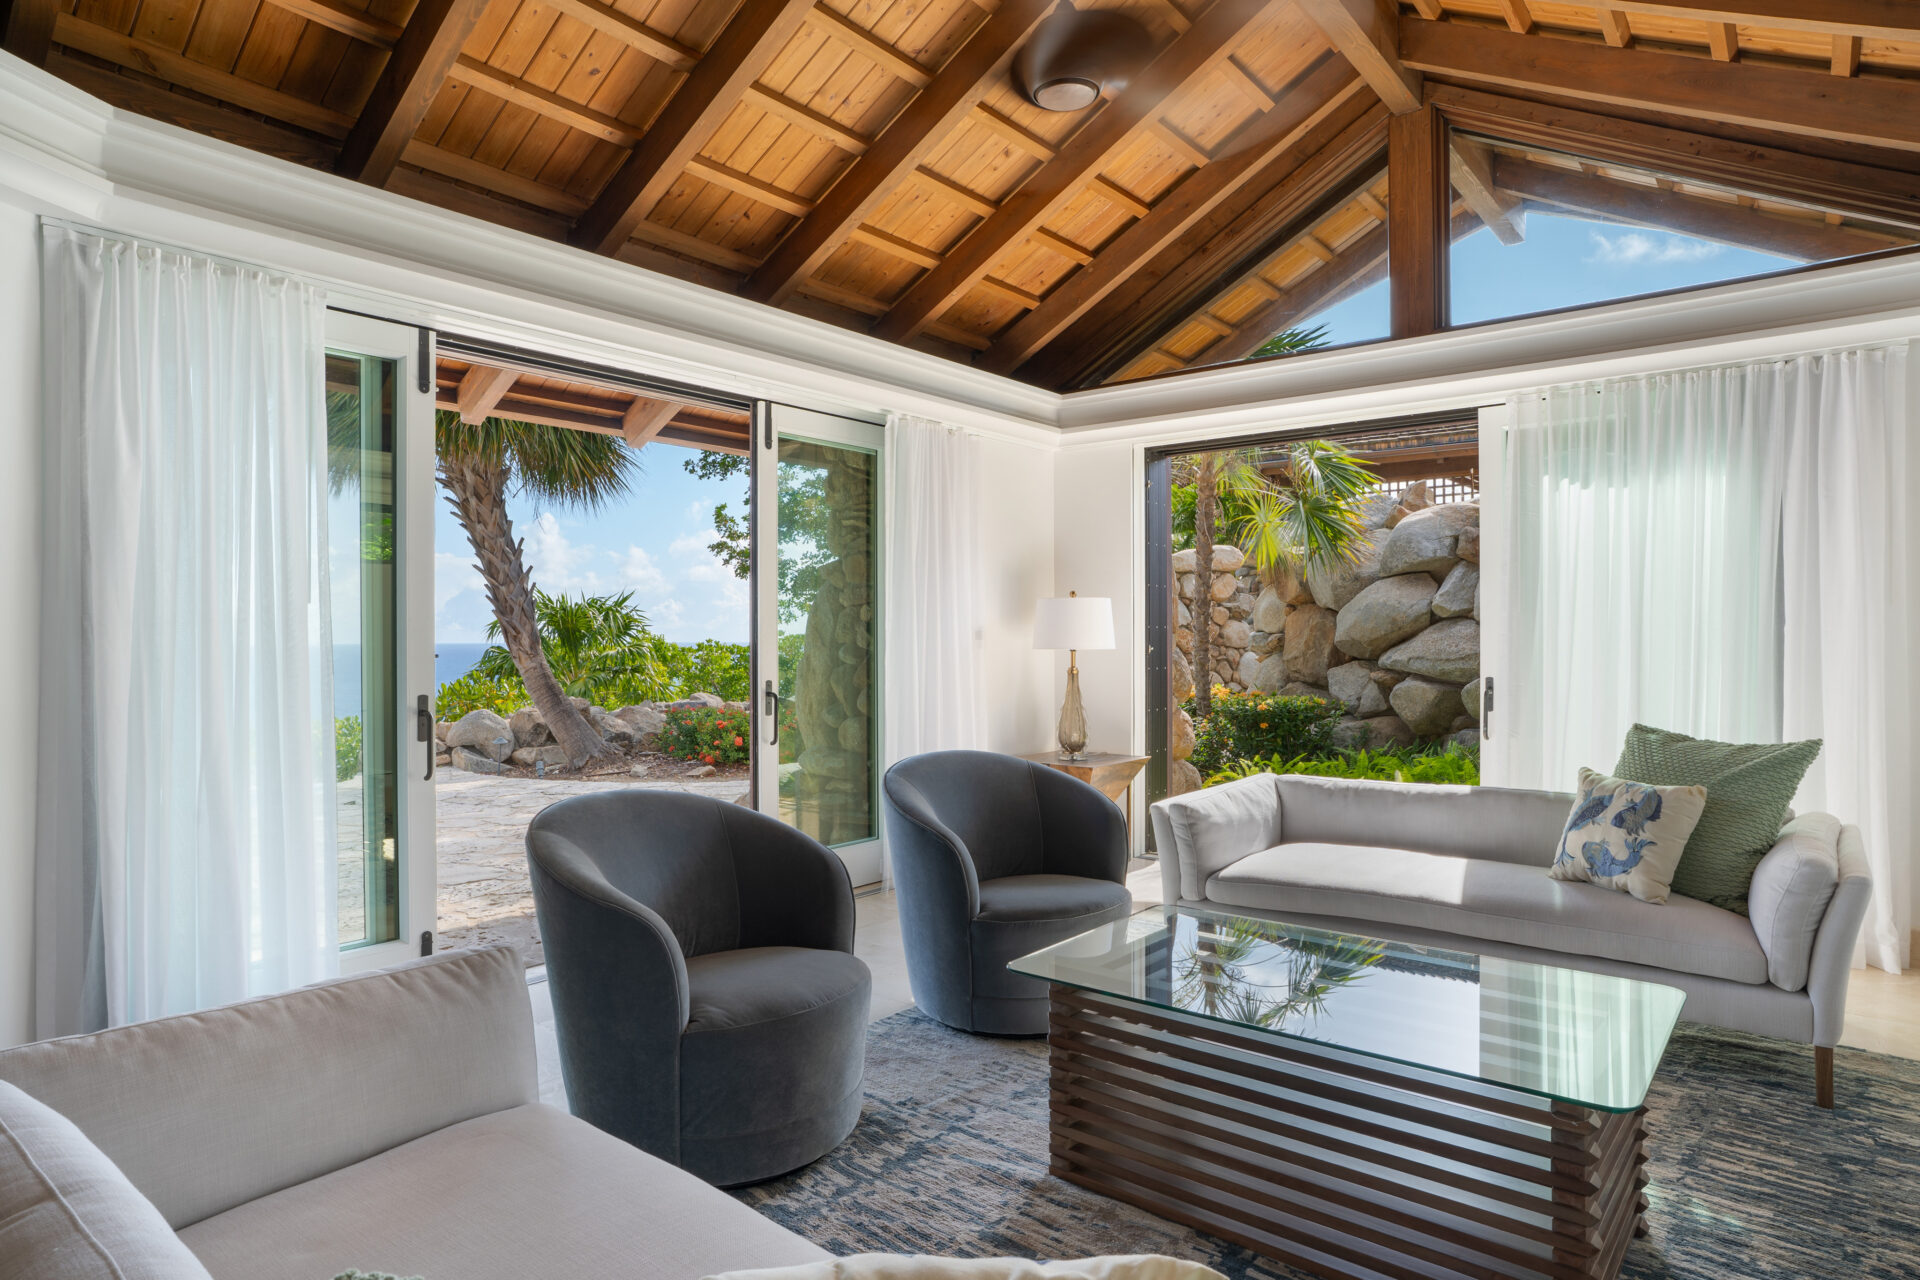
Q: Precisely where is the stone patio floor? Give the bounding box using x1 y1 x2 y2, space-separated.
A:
434 768 749 965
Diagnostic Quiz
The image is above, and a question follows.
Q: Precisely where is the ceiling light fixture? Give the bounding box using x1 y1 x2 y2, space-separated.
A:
1014 4 1154 112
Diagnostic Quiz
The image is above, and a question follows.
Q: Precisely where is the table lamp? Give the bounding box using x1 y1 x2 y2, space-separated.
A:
1033 591 1115 759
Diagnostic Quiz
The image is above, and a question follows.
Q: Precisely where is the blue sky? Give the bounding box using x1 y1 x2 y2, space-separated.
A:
431 211 1795 647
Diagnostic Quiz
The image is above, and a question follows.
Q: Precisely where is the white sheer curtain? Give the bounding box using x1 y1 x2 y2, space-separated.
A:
882 413 984 879
36 223 338 1036
1501 347 1912 971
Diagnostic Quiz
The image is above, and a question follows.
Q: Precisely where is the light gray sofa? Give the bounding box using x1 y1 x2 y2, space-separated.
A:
1149 774 1872 1106
0 945 828 1279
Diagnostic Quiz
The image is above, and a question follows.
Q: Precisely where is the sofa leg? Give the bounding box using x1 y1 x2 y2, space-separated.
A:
1816 1045 1834 1109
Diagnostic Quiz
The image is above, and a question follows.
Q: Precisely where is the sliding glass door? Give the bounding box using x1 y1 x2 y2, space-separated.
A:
753 404 885 887
325 313 437 969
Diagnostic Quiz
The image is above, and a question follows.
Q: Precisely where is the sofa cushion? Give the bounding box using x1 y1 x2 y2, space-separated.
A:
1273 776 1575 867
176 1103 827 1280
1746 814 1843 992
1155 774 1282 901
0 1081 213 1280
1206 843 1766 984
976 874 1132 923
0 946 537 1230
1546 768 1708 905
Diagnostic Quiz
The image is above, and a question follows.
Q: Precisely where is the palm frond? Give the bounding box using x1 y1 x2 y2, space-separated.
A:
436 409 639 513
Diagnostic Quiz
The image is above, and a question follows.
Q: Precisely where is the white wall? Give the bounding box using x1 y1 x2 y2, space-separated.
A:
0 198 40 1046
976 433 1058 755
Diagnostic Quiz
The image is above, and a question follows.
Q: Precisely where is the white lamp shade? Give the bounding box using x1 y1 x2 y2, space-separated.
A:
1033 595 1115 651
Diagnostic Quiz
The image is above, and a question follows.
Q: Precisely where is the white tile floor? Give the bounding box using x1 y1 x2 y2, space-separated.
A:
526 859 1920 1106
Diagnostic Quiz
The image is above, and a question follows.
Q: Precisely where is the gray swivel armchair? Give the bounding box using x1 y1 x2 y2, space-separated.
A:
881 750 1133 1036
527 790 870 1187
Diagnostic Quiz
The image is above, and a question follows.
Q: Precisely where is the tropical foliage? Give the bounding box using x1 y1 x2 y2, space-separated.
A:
685 451 843 627
658 705 757 766
1251 323 1331 360
1205 742 1481 787
658 638 753 704
335 715 362 782
434 669 527 721
1172 915 1382 1028
1187 689 1346 775
471 590 666 708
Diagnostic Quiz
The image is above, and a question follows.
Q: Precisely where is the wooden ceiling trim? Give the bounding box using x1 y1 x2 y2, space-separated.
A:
269 0 402 48
1831 32 1861 75
744 82 871 151
802 4 936 87
1591 2 1920 42
872 0 1288 343
630 214 763 269
54 13 356 137
540 0 701 71
976 274 1042 307
911 165 1000 216
1032 226 1097 263
335 0 491 182
1408 0 1443 18
1705 20 1737 59
1150 118 1213 167
848 223 943 267
743 0 1055 305
1 0 58 64
48 48 336 162
1293 0 1420 113
572 0 817 254
1448 131 1523 244
1090 175 1154 218
1429 85 1920 229
1401 17 1920 153
1497 0 1534 35
1493 155 1905 260
621 397 681 446
799 275 892 314
682 154 816 214
1596 7 1632 45
456 363 521 422
445 54 646 145
974 102 1056 160
980 58 1364 374
403 139 591 212
1024 95 1388 388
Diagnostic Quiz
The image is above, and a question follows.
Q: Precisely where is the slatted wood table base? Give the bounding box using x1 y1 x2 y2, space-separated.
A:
1046 987 1650 1280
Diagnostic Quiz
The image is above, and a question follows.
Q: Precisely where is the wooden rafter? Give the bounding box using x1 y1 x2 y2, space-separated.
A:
1400 17 1920 153
980 58 1364 374
802 4 936 87
1705 20 1738 59
541 0 699 70
1388 103 1448 337
1293 0 1419 114
335 0 491 183
2 0 59 63
572 0 817 255
1448 133 1523 245
1589 2 1920 41
270 0 402 46
1497 0 1534 35
456 364 521 424
621 398 681 447
1199 224 1388 363
1831 33 1861 75
743 0 1056 306
1493 156 1903 261
1596 8 1633 46
872 0 1286 344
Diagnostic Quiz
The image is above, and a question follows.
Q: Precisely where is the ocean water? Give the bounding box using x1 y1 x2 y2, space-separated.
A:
334 643 491 718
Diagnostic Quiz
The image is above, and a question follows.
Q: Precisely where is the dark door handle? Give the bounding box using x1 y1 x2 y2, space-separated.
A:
416 693 435 780
764 680 780 747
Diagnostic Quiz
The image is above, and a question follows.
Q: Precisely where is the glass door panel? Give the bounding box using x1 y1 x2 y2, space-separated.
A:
755 406 884 886
325 313 436 970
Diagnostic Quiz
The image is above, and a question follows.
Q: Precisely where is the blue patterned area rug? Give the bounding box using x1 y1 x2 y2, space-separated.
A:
734 1009 1920 1280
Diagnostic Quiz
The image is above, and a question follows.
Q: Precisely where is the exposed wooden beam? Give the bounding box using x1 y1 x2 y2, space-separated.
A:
743 0 1055 305
541 0 699 70
627 219 761 272
446 56 644 145
2 0 59 63
621 398 681 447
848 224 943 269
1151 119 1213 168
745 84 870 153
1494 155 1902 261
872 0 1286 344
49 50 336 164
1498 0 1534 34
1401 17 1920 154
1596 8 1633 46
1705 20 1738 59
1220 57 1277 109
1091 176 1153 219
802 4 935 87
1448 133 1524 244
572 0 817 254
1388 103 1448 337
914 167 1000 217
977 275 1044 308
1590 2 1920 42
1429 85 1920 231
1033 228 1097 264
1293 0 1420 114
1831 33 1861 76
981 59 1364 374
1199 223 1388 363
270 0 402 47
682 156 815 216
456 364 521 424
975 103 1057 160
1408 0 1443 16
54 15 355 137
335 0 490 183
403 141 591 215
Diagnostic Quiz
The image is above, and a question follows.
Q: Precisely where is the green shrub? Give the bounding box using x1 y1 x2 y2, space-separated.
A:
657 705 756 765
1188 690 1345 774
657 638 752 703
335 716 363 781
1207 742 1480 788
436 669 526 720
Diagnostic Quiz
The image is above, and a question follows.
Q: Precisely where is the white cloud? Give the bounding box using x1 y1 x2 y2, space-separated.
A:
618 545 668 594
1585 230 1724 267
432 551 489 641
522 511 604 594
651 597 686 629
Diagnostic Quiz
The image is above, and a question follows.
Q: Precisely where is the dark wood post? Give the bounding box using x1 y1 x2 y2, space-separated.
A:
1388 103 1450 338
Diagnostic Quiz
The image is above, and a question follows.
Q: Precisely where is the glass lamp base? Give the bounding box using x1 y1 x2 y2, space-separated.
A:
1057 659 1088 758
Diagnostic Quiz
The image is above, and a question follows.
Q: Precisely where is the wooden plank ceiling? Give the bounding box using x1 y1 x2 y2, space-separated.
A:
438 356 752 450
10 0 1920 391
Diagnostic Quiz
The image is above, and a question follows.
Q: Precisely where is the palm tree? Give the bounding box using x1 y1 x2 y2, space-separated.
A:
471 590 668 707
436 410 638 765
1227 438 1378 576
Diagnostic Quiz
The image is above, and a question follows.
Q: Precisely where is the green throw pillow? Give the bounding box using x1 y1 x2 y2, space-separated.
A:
1612 724 1821 915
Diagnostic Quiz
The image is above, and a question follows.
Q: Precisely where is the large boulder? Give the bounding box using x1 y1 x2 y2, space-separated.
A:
508 707 552 749
1270 560 1315 606
1306 527 1388 612
449 746 506 774
1168 759 1203 796
1208 572 1238 603
1379 618 1480 684
1389 678 1465 738
1457 524 1481 564
1327 661 1388 716
1170 649 1196 701
1171 548 1197 572
511 744 569 771
446 709 514 762
1281 603 1340 686
1432 561 1479 619
1235 650 1261 690
1210 545 1246 572
1278 682 1335 703
590 710 636 748
614 704 667 741
672 692 725 708
1172 707 1196 761
1462 676 1483 724
1334 573 1438 659
1218 619 1252 650
1250 587 1289 633
1354 490 1399 528
1384 480 1432 530
1378 504 1478 578
1334 715 1416 750
1249 653 1286 692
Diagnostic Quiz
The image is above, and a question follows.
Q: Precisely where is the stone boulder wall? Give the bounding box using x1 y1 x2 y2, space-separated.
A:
444 693 724 771
1171 494 1481 747
447 709 514 762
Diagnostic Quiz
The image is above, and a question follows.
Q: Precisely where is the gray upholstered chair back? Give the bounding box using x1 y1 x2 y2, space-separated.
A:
883 750 1051 882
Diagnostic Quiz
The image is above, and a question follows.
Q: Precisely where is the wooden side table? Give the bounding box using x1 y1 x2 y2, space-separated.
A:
1019 750 1151 846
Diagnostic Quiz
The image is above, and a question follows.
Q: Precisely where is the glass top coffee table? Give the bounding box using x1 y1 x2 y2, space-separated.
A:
1010 905 1685 1280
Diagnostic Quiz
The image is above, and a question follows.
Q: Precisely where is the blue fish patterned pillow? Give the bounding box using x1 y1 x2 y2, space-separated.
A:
1549 767 1709 904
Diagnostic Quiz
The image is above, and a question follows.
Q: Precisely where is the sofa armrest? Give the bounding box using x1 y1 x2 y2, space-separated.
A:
1807 824 1874 1047
1149 774 1284 902
1747 813 1843 991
